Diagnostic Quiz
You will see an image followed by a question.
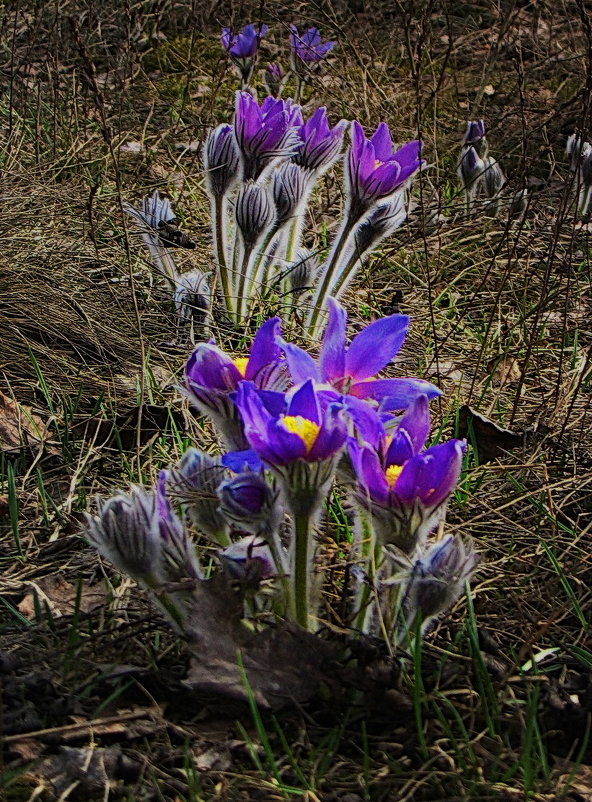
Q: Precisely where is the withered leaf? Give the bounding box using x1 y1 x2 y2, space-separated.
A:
183 576 336 710
458 405 524 463
0 390 55 453
17 575 106 619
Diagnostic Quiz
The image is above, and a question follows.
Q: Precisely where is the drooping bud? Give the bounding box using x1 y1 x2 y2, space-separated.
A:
174 269 211 331
203 124 240 198
168 448 230 544
397 535 479 634
235 181 275 248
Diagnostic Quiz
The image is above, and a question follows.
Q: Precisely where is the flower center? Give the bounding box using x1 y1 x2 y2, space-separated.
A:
233 357 250 377
374 159 384 170
385 463 403 488
279 415 320 453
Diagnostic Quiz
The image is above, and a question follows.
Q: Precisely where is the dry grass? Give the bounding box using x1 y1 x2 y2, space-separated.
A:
1 0 592 800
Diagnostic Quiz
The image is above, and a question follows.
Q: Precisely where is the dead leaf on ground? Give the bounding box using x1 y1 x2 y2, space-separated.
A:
486 355 522 387
557 762 592 800
193 744 232 772
17 575 106 619
0 389 56 454
183 575 337 710
457 405 524 462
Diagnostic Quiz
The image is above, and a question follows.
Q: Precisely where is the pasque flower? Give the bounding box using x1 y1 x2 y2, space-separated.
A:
348 396 466 552
235 378 347 470
233 92 303 181
221 24 268 87
290 26 336 64
235 378 348 630
293 107 347 173
346 122 422 218
184 317 287 449
281 296 440 409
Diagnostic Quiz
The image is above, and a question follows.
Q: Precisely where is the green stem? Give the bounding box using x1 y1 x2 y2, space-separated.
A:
293 511 311 630
235 242 254 323
212 194 232 311
305 214 357 338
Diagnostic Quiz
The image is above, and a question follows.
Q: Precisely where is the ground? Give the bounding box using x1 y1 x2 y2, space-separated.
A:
1 0 592 800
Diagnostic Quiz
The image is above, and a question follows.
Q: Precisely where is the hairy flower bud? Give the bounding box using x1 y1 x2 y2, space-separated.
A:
286 249 320 294
457 145 485 191
353 193 407 255
168 448 229 544
235 181 275 248
482 156 505 198
203 124 240 198
264 62 286 98
397 535 479 634
217 471 282 536
272 163 311 228
219 535 276 583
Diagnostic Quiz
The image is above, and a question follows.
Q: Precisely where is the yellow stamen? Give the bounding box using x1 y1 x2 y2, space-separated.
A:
374 159 384 170
280 415 320 453
385 464 403 488
233 357 249 377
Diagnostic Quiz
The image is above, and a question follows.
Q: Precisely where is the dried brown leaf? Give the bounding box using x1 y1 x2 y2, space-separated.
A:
17 576 106 619
0 390 55 453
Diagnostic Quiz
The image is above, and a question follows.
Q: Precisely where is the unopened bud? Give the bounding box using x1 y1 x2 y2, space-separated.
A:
203 124 240 198
272 163 311 227
264 62 287 98
235 181 275 248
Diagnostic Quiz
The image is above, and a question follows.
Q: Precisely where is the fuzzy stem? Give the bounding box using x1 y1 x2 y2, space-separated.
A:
293 510 311 630
235 241 256 322
212 194 232 309
305 213 358 338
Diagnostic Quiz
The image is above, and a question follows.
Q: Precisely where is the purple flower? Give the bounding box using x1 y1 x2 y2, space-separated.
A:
233 92 303 180
462 120 485 146
346 121 423 216
235 379 347 468
280 296 440 409
221 24 268 86
294 107 347 173
184 317 287 449
348 396 466 551
290 26 336 64
457 145 485 190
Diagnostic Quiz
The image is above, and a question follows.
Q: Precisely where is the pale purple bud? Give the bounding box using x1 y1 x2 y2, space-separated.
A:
457 145 485 191
203 124 240 198
217 472 282 536
482 156 505 198
400 535 479 633
286 248 320 294
168 448 229 543
353 192 407 254
264 62 287 98
219 535 276 583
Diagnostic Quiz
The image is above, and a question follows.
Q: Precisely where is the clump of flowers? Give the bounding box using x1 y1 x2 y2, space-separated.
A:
84 298 479 702
125 23 422 340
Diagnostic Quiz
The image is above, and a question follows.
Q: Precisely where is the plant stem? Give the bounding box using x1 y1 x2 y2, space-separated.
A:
305 213 357 338
212 194 232 311
293 510 311 630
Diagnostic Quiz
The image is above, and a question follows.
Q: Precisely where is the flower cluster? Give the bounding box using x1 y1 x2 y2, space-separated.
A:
85 298 478 645
124 22 422 338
